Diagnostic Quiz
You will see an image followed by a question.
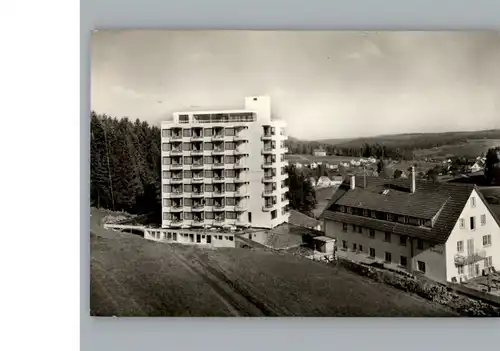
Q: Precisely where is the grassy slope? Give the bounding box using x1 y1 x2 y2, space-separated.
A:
90 213 455 317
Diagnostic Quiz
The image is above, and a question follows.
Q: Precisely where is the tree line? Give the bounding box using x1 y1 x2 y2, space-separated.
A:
91 112 161 214
286 130 500 161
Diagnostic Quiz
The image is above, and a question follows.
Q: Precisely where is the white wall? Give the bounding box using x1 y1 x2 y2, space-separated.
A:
324 219 446 281
145 229 236 248
444 189 500 282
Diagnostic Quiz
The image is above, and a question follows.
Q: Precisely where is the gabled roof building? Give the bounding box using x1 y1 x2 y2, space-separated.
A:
320 167 500 284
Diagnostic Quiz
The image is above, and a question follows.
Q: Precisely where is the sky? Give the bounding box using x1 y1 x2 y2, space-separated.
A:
91 30 500 140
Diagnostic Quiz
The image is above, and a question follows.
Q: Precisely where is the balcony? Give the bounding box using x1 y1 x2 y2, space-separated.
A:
171 134 182 140
171 177 183 184
171 163 183 169
214 203 225 210
192 177 204 183
212 148 225 155
283 147 289 153
170 205 183 212
213 218 226 225
281 160 289 166
234 176 248 183
235 203 248 211
191 162 204 169
212 191 225 197
262 162 274 168
281 199 290 207
234 146 249 155
191 133 203 140
191 219 204 227
262 204 275 211
235 188 249 197
192 190 204 197
170 191 183 198
213 133 224 139
281 173 289 180
261 134 274 140
262 175 275 182
213 162 225 169
454 251 486 266
262 189 276 196
234 132 248 141
262 147 274 155
234 161 248 169
192 204 204 211
170 148 183 155
213 176 225 183
236 219 251 227
191 148 203 155
281 186 290 193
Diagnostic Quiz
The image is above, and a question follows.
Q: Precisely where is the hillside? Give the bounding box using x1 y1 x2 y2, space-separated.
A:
317 129 500 148
91 215 455 317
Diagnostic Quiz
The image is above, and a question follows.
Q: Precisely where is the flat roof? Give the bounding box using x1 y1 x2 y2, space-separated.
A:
313 236 336 242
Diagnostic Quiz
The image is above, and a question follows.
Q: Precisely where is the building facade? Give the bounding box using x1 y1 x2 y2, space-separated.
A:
320 170 500 284
161 96 290 229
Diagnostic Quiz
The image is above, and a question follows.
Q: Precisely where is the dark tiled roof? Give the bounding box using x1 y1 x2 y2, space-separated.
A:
288 210 322 229
319 176 475 244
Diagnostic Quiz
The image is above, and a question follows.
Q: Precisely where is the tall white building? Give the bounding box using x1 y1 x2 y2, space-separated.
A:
161 96 290 230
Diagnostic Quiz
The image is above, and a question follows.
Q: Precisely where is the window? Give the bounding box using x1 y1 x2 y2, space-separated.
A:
470 216 475 230
225 155 235 164
182 142 191 151
183 156 193 165
162 157 171 165
352 224 356 232
342 223 348 232
342 240 347 249
226 197 236 206
163 184 171 193
204 128 212 136
162 129 171 137
358 226 362 234
204 142 213 151
184 184 193 193
162 198 171 207
481 214 486 226
162 171 171 179
163 212 171 220
162 143 171 151
400 256 407 267
226 183 236 192
369 248 375 258
225 142 235 150
184 198 192 206
204 170 213 178
227 211 237 219
471 197 476 208
485 256 493 267
385 252 392 263
182 129 191 137
399 235 407 246
457 240 464 252
352 243 357 251
363 209 369 216
179 115 189 123
205 211 214 219
459 218 465 229
183 171 192 178
184 212 193 220
417 239 424 250
271 210 277 219
359 245 363 252
483 235 492 246
369 229 375 239
417 261 426 273
387 213 394 221
205 184 214 192
384 232 391 242
225 169 236 178
225 128 235 136
458 265 464 275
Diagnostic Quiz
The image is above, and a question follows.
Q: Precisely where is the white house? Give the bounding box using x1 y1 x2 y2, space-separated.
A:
314 148 327 157
330 176 344 186
295 162 303 169
310 162 318 169
309 177 317 187
350 159 361 167
341 162 350 168
368 157 377 164
320 168 500 284
316 176 333 188
470 162 483 173
329 164 339 170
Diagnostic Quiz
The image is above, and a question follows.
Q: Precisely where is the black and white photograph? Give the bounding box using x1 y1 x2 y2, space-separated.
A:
90 30 500 317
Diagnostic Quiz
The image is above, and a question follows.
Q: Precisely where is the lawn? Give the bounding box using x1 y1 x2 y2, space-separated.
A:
90 210 455 317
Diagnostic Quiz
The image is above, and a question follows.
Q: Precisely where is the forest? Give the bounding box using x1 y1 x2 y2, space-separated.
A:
285 130 500 160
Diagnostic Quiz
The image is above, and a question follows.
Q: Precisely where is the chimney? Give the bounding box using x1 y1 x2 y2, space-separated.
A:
350 175 356 190
411 166 416 193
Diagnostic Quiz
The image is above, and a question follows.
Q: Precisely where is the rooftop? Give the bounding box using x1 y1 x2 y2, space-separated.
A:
313 236 336 242
320 176 479 244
